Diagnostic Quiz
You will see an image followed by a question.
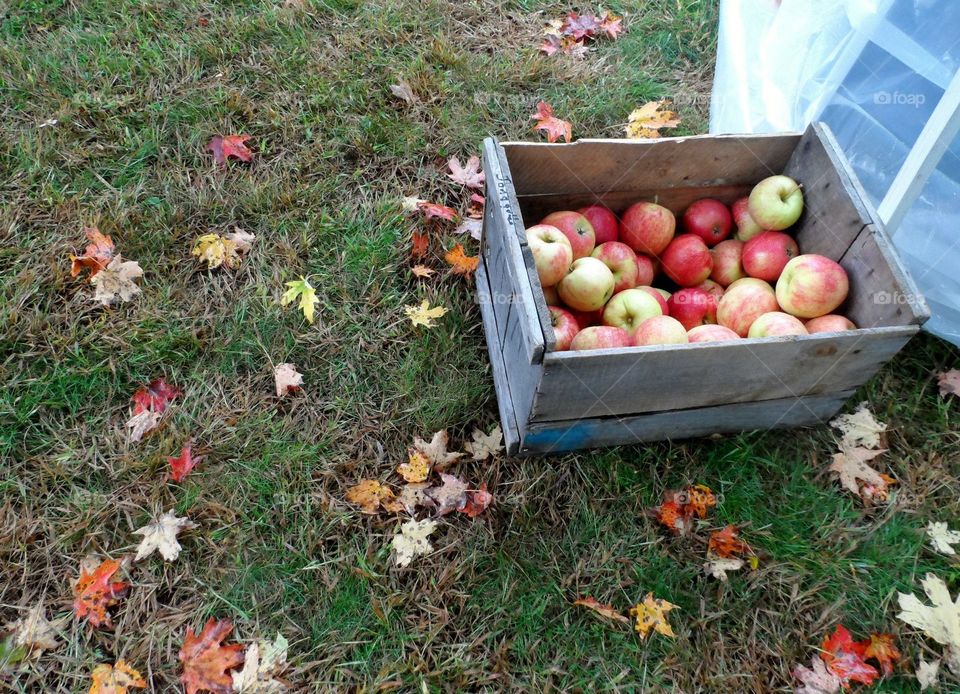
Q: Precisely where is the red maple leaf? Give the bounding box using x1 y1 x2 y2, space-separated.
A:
70 227 115 278
410 231 429 259
168 442 202 483
707 525 752 558
820 625 878 686
459 483 493 517
860 632 900 677
179 618 245 694
132 378 181 415
530 101 572 143
561 12 600 41
72 559 130 628
540 35 562 56
207 135 253 165
417 201 458 221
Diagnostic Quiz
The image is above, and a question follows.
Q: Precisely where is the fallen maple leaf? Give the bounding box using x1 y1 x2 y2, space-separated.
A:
72 558 129 628
707 525 752 558
392 518 437 567
454 218 482 241
133 510 196 562
168 442 201 482
684 484 716 518
862 632 900 677
916 658 940 690
531 101 572 143
126 411 161 443
398 450 431 483
418 201 458 221
794 656 842 694
828 447 890 500
70 227 115 278
625 100 681 139
411 264 436 278
444 244 479 277
651 484 715 535
561 12 600 40
897 573 960 675
389 80 417 105
599 10 624 39
927 521 960 555
820 625 879 686
573 597 631 625
404 300 448 328
412 429 464 468
232 633 288 693
629 593 677 640
179 618 245 694
89 659 146 694
467 193 484 218
396 483 436 515
208 135 252 165
938 369 960 397
429 473 469 515
703 557 744 581
464 425 503 460
132 378 181 415
460 483 493 518
91 255 143 305
274 363 303 398
410 231 429 259
345 479 395 515
192 230 255 270
3 604 60 654
830 403 887 449
281 276 318 324
447 156 485 189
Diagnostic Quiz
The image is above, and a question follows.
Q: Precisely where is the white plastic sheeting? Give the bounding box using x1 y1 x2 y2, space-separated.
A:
710 0 960 345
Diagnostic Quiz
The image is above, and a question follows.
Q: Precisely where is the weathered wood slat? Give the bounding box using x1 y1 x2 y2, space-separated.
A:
529 327 916 423
520 390 856 455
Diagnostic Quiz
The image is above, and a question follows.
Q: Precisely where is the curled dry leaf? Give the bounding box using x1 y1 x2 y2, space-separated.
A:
703 557 744 582
897 573 960 675
280 277 318 325
389 80 417 105
72 559 129 629
91 255 143 305
411 265 436 278
916 658 940 690
89 660 146 694
467 193 484 218
4 604 60 654
927 521 960 555
126 411 161 443
168 442 201 483
70 227 115 278
398 450 430 483
459 483 493 518
573 597 630 625
830 403 887 449
531 100 572 143
392 518 437 567
429 473 469 516
345 479 395 515
444 244 479 277
628 593 677 640
939 369 960 397
404 300 448 328
274 363 303 398
178 618 245 694
232 633 288 693
132 510 196 562
625 100 681 139
447 155 485 189
401 196 426 213
208 134 252 165
464 425 503 460
412 429 464 468
794 656 842 694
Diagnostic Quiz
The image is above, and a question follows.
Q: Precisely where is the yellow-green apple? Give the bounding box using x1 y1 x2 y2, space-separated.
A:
660 234 713 287
710 239 745 286
591 242 640 293
526 224 572 287
776 254 849 318
570 307 604 329
638 285 669 315
667 287 717 330
548 306 580 351
620 201 675 256
558 257 616 311
805 314 857 333
732 197 765 241
695 279 725 301
747 311 808 338
570 325 631 351
717 277 779 336
542 285 560 305
635 253 656 286
748 175 804 230
602 288 663 332
577 205 619 244
632 316 689 346
742 231 799 282
682 198 732 246
687 324 740 343
541 210 596 259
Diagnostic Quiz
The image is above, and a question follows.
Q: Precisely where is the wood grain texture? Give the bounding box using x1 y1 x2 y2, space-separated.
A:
520 390 856 455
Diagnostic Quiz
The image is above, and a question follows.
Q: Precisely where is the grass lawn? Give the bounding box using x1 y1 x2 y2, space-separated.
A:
2 0 959 691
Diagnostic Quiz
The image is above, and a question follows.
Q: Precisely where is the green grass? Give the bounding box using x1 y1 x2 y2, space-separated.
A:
1 0 959 691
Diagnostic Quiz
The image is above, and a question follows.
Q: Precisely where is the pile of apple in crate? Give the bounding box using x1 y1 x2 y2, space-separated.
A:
528 174 855 350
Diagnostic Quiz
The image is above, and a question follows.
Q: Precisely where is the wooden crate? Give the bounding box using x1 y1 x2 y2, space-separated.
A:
477 123 929 455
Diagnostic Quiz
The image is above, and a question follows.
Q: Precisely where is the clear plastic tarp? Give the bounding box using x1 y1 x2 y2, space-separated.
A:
710 0 960 345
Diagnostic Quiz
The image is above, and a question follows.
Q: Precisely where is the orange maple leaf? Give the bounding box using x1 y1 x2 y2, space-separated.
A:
207 135 252 165
444 244 479 277
531 101 572 143
861 632 900 677
707 525 752 559
652 499 693 535
168 442 202 483
684 484 716 519
72 559 130 628
178 618 245 694
89 659 146 694
410 231 429 259
459 483 493 518
70 227 115 278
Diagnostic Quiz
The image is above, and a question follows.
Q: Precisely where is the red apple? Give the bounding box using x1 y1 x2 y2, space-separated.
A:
717 277 779 337
742 231 799 282
660 234 713 287
632 316 689 346
710 239 745 287
526 224 573 287
620 201 676 256
776 255 849 318
542 285 560 305
682 198 732 246
548 306 580 351
570 307 605 329
602 288 663 332
577 205 619 244
732 197 765 242
747 311 808 338
667 288 718 330
558 257 616 311
635 253 656 286
695 279 725 301
805 314 857 333
569 325 631 351
541 211 596 260
687 324 740 343
638 286 670 316
591 242 640 293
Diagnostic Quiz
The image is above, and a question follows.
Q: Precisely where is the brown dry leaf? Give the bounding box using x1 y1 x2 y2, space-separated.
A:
398 450 431 483
178 618 246 694
274 363 303 398
89 660 146 694
428 473 468 515
830 403 887 449
464 425 503 460
410 231 429 259
132 510 196 562
573 597 631 625
412 429 464 468
345 479 395 515
531 100 572 143
629 593 677 640
125 410 161 443
828 447 889 498
444 244 479 277
703 557 745 582
70 227 115 278
404 300 448 328
391 518 437 567
467 193 484 218
4 604 60 654
447 156 485 189
91 255 143 305
625 100 681 139
411 265 436 278
939 369 960 397
396 483 436 515
389 80 417 105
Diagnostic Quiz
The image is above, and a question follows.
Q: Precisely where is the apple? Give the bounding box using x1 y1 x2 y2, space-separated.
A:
682 198 732 246
632 316 689 346
635 253 656 286
667 288 717 330
548 306 580 351
660 234 713 287
776 254 849 318
747 311 809 338
602 288 663 332
542 285 560 305
695 279 725 301
732 197 765 242
570 307 605 329
710 239 744 287
577 205 619 244
526 224 573 288
687 324 740 343
742 231 799 282
748 175 804 230
591 242 640 293
717 277 779 336
541 210 596 259
570 325 631 351
620 201 675 256
805 314 857 333
558 257 616 311
637 286 669 315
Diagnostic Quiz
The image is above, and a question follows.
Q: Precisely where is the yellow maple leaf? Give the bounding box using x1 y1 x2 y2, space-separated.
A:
345 479 395 515
404 300 448 328
398 450 431 483
628 593 677 639
625 100 681 139
192 230 254 270
444 244 479 277
281 276 319 324
88 659 146 694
